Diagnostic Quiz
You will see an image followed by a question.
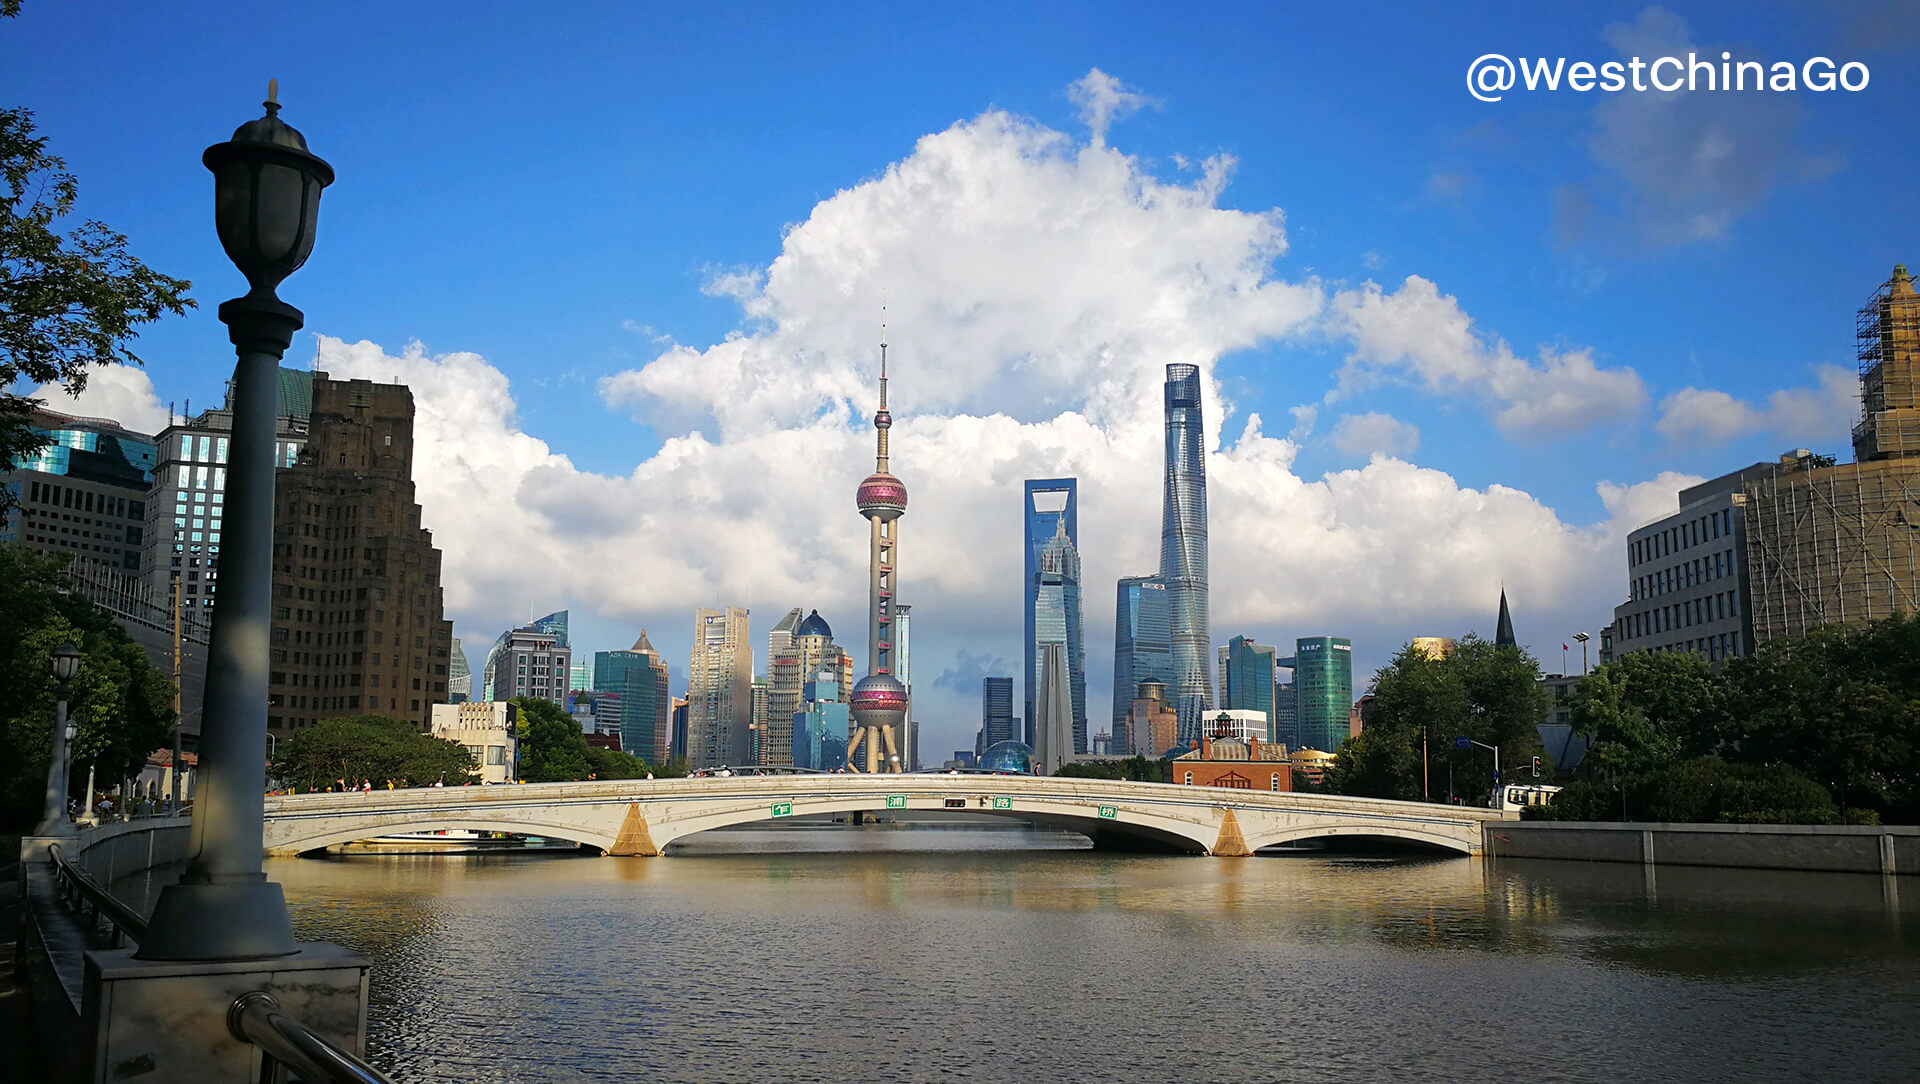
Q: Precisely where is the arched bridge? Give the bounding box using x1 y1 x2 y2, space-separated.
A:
262 775 1514 857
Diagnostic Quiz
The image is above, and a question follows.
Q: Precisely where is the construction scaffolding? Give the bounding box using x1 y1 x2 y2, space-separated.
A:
1747 265 1920 645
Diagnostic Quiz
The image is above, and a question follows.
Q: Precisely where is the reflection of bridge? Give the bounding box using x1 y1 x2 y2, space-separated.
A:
263 775 1514 857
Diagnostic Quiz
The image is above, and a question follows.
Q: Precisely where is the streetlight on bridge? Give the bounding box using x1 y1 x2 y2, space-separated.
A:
35 642 82 835
138 82 333 962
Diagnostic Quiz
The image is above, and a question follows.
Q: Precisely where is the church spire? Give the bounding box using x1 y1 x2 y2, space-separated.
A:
1495 588 1517 649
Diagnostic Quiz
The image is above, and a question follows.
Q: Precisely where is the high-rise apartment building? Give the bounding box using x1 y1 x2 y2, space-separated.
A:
594 631 672 765
143 369 314 609
1029 517 1088 754
1159 364 1213 740
2 406 156 573
689 605 752 767
981 676 1017 747
1743 265 1920 645
765 609 852 766
1023 478 1082 748
1280 636 1352 754
1112 574 1171 743
266 374 453 736
1219 635 1277 744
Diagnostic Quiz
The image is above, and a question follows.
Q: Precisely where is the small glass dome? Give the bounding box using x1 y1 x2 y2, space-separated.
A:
978 740 1035 774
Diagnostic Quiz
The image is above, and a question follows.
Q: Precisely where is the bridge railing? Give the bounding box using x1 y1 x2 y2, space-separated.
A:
42 842 394 1084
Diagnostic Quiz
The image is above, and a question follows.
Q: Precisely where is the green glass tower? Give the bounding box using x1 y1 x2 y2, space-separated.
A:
1279 636 1352 753
1220 635 1277 741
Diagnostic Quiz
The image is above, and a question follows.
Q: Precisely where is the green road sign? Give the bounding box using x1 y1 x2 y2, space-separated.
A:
1098 805 1118 819
992 796 1013 810
770 801 793 818
886 795 906 809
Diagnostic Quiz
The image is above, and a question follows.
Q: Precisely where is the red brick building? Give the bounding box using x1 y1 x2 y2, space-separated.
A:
1168 735 1292 793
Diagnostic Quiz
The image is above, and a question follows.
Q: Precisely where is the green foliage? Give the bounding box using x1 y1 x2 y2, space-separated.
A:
512 696 593 782
585 743 649 780
272 714 476 792
1569 650 1723 777
1536 758 1837 825
0 544 174 829
0 108 194 505
1565 613 1920 823
1323 635 1549 804
1053 755 1162 782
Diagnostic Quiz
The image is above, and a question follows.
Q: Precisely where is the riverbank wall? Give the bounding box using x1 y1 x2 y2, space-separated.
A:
1483 821 1917 875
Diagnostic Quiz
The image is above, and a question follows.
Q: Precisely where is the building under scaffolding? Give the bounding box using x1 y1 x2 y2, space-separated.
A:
1745 264 1920 644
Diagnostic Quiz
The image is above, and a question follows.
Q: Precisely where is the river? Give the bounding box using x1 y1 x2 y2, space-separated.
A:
261 825 1920 1083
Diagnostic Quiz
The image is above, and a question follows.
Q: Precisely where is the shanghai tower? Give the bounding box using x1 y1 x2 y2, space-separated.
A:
1159 363 1212 741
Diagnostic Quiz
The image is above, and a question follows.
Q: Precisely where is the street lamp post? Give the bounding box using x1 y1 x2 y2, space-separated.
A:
35 642 83 835
1454 736 1501 808
1572 631 1590 675
138 83 332 962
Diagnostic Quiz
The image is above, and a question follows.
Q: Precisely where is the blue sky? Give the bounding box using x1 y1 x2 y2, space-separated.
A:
10 2 1919 757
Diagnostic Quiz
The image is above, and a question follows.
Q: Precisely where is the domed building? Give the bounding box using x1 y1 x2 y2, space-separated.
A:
979 740 1036 775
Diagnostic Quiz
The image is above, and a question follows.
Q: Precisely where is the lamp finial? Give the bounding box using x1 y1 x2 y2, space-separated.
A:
266 78 280 115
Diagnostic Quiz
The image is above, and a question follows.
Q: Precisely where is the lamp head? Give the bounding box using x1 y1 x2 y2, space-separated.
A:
51 642 81 682
203 81 334 297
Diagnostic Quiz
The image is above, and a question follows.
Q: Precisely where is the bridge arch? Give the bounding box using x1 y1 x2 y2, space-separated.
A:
265 813 613 856
1241 822 1478 856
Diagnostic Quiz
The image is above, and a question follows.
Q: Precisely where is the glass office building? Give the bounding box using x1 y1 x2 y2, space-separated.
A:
1221 635 1277 743
1023 478 1083 747
1030 518 1088 754
593 631 672 765
981 676 1017 747
1112 574 1171 742
1281 636 1352 754
1159 364 1213 741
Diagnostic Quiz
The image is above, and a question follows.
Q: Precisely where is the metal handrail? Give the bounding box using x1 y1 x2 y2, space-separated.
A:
228 991 394 1084
45 842 149 947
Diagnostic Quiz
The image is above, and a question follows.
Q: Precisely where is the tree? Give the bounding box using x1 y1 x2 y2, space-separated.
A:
0 105 194 507
1569 651 1723 779
585 743 649 780
512 696 593 782
1323 635 1548 803
0 543 174 828
271 715 476 792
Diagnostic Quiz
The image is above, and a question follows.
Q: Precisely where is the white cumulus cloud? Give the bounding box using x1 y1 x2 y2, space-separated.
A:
1331 275 1648 437
1655 363 1857 447
1330 412 1420 458
31 362 174 434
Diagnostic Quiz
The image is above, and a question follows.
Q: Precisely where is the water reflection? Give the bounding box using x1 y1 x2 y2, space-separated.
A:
264 829 1920 1084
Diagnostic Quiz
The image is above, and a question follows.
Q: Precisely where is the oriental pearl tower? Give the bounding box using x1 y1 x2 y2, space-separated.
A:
848 318 909 773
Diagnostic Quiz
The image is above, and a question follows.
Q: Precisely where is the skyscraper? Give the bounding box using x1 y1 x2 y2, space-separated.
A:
1030 518 1088 754
1220 635 1277 742
1159 364 1213 740
141 368 313 608
266 374 453 736
1033 642 1072 775
689 605 753 767
1023 478 1078 743
896 602 917 771
1281 636 1352 753
482 623 570 706
849 322 910 773
766 609 851 766
594 631 672 765
981 676 1016 746
1112 574 1171 749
